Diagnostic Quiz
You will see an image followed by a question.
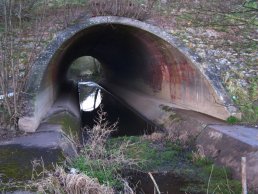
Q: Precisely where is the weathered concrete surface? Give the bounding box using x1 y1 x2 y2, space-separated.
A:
1 88 80 184
19 80 80 132
20 16 239 132
102 83 224 140
0 128 77 183
196 125 258 191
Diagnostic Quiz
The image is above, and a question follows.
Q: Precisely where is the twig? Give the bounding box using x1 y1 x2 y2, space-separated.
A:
148 172 161 194
207 164 214 194
241 157 247 194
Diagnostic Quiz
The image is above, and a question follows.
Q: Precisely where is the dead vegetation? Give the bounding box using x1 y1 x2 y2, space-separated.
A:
35 166 115 194
88 0 157 20
0 0 86 128
29 107 137 193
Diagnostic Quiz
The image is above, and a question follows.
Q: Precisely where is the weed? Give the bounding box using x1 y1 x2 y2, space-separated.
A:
73 157 121 188
226 116 240 124
73 107 137 190
88 0 157 21
34 165 115 194
107 134 243 194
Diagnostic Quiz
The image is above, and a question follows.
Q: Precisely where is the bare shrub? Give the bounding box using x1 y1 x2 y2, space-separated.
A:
0 0 41 21
28 108 137 193
0 0 48 127
0 0 86 128
82 105 139 167
191 144 205 162
164 0 256 28
82 105 118 159
88 0 157 20
48 0 87 29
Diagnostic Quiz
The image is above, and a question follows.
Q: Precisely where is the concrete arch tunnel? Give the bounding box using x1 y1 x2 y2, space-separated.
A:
19 16 239 132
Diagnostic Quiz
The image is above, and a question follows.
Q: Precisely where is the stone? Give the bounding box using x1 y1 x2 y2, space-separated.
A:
18 116 39 133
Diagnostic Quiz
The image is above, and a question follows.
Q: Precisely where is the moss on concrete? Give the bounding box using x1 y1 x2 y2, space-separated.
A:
0 145 65 184
46 111 80 137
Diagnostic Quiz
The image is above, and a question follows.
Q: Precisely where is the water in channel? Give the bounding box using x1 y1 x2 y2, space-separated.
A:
78 81 155 136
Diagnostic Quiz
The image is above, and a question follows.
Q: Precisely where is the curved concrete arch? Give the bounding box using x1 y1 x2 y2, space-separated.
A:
20 16 239 132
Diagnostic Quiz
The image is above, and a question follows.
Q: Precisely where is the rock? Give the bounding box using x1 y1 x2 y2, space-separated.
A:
18 116 39 133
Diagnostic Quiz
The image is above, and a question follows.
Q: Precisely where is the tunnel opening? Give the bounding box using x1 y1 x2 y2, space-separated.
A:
49 23 170 136
67 56 103 82
49 23 219 119
53 24 155 90
65 54 156 136
21 16 237 133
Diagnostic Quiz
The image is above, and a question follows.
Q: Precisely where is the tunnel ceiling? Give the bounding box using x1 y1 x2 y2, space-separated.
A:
25 16 240 132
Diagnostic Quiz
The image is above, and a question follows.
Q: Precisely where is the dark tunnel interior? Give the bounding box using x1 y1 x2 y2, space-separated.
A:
55 24 159 91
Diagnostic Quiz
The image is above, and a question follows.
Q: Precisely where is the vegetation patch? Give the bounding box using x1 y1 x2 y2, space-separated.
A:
103 135 243 193
71 109 242 193
1 108 244 193
226 116 240 124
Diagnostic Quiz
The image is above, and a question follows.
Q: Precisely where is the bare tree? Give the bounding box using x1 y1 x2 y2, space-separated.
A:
0 0 47 127
0 0 89 128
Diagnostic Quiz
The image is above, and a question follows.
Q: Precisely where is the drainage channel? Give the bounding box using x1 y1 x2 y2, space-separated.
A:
79 81 156 136
78 82 189 194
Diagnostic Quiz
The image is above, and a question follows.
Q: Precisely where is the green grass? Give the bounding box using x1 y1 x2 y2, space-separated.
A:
226 116 240 124
106 136 183 170
230 76 258 123
72 135 243 192
73 157 122 188
72 136 184 189
188 157 242 194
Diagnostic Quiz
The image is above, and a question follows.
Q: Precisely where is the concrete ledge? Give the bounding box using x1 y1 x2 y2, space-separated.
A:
196 125 258 191
0 128 77 183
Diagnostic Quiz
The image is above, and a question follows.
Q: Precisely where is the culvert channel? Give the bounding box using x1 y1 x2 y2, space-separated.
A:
15 16 242 193
20 16 239 132
77 81 188 194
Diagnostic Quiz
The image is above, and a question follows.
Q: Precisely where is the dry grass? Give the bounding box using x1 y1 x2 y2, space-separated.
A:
191 144 205 163
82 105 118 159
50 167 114 194
81 105 139 167
32 166 114 194
142 132 165 142
26 107 137 193
73 106 138 191
88 0 157 21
